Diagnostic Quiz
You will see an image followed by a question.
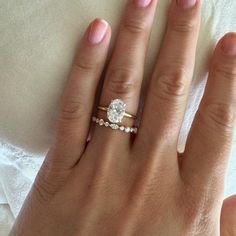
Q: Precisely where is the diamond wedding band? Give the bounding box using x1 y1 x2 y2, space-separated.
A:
92 117 138 134
92 99 138 134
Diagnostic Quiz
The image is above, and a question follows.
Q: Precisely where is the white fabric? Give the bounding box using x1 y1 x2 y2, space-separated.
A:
0 141 44 216
0 0 236 234
0 205 14 236
0 185 7 204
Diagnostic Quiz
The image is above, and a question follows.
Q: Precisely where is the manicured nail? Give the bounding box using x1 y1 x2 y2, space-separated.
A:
88 19 108 44
176 0 197 9
220 33 236 56
134 0 152 8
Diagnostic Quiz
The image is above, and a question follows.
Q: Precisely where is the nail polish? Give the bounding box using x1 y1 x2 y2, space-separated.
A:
134 0 152 8
176 0 197 9
220 33 236 56
88 19 108 45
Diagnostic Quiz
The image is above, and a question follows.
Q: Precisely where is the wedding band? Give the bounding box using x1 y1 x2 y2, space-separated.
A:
98 99 137 124
92 116 138 134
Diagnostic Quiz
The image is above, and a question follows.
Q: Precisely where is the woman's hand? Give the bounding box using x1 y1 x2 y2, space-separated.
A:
10 0 236 235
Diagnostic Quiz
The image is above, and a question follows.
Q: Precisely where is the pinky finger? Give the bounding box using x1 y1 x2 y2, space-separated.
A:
182 33 236 191
49 19 111 169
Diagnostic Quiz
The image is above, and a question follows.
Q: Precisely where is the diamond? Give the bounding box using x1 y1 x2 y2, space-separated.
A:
120 126 125 131
104 122 109 127
107 99 126 124
125 127 130 133
110 124 119 130
99 119 104 126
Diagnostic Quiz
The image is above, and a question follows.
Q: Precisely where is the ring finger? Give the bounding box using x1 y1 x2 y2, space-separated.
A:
91 0 158 146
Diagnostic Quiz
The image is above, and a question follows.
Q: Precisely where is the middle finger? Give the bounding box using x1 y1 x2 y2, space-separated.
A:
136 0 201 153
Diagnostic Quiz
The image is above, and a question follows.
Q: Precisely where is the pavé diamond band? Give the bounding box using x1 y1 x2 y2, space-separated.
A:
98 99 137 124
92 117 138 134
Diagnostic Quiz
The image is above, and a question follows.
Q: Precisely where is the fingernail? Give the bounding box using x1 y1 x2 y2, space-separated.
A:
88 19 108 45
134 0 152 8
176 0 197 9
220 33 236 56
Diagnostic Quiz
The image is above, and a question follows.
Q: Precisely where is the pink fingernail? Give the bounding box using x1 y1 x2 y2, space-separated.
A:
88 19 108 45
134 0 152 8
176 0 197 9
220 33 236 56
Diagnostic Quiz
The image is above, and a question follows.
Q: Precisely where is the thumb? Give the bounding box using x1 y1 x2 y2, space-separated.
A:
221 195 236 236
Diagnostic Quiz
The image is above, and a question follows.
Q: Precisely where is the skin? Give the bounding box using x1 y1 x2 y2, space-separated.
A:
10 0 236 235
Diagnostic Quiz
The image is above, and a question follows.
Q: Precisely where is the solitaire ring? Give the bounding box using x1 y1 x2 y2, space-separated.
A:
98 99 137 124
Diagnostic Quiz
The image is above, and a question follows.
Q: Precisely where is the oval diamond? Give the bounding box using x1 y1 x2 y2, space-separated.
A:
107 99 126 124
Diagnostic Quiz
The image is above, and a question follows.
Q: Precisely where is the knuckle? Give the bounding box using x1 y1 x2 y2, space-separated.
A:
33 169 56 203
33 160 68 203
200 103 235 131
213 63 236 80
33 179 53 203
202 103 235 130
33 181 50 203
122 17 147 35
74 57 96 72
152 67 187 102
60 99 85 121
106 67 138 97
169 18 197 34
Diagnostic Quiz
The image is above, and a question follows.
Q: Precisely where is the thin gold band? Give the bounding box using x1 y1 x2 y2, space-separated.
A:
98 106 137 119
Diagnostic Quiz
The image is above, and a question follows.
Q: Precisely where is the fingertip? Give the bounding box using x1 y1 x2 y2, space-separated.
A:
219 32 236 56
86 18 111 45
176 0 199 10
221 195 236 236
222 195 236 212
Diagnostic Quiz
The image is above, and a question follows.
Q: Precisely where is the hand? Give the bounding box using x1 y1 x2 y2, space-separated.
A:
10 0 236 235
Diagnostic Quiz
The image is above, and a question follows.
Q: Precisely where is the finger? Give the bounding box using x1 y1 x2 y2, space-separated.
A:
182 33 236 190
92 0 158 145
221 195 236 236
136 0 201 152
49 19 111 169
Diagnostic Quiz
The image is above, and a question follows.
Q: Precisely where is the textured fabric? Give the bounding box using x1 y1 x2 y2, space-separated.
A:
0 0 236 234
0 205 14 236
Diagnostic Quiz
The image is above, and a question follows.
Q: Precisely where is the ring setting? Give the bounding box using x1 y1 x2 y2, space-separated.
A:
107 99 126 123
93 98 138 134
98 99 137 123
